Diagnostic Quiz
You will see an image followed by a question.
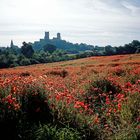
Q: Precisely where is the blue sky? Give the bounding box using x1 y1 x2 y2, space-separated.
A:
0 0 140 47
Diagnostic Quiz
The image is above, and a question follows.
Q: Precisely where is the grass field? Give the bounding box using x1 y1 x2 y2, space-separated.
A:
0 54 140 140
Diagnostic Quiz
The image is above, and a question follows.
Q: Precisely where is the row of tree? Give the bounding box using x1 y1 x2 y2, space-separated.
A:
104 40 140 55
0 40 140 68
0 42 72 68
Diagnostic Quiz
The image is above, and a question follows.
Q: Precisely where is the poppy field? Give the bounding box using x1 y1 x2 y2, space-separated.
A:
0 54 140 140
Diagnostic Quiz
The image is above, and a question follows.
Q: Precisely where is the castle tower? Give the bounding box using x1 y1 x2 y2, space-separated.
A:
44 32 49 40
57 33 61 40
10 40 14 48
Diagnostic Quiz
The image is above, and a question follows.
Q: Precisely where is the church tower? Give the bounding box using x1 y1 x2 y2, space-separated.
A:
10 40 14 48
44 32 50 40
57 33 61 40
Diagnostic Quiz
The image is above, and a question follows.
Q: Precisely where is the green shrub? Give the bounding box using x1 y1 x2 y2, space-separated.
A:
35 124 81 140
0 83 53 139
9 62 19 68
118 91 140 138
20 83 52 123
19 58 31 66
0 87 21 140
84 78 121 110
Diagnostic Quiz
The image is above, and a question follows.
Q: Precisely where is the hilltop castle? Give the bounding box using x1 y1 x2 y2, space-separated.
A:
40 31 61 41
33 31 62 50
8 31 94 54
44 32 61 40
33 31 93 53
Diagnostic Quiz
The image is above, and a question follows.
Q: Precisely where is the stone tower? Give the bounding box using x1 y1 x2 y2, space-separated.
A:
44 32 49 40
57 33 61 40
10 40 14 48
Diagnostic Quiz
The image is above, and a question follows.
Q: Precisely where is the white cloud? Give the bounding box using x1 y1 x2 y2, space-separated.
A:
0 0 140 46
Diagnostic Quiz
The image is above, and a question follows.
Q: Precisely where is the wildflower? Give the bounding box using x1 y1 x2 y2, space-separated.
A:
114 109 117 113
117 103 121 110
108 108 112 113
116 93 124 99
74 101 85 109
136 80 140 84
137 125 140 129
106 113 111 116
56 95 61 101
94 116 99 124
14 104 20 110
136 117 140 122
125 82 132 88
104 124 109 128
106 96 110 105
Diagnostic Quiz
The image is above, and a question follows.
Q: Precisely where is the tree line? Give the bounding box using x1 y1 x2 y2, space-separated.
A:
0 40 140 68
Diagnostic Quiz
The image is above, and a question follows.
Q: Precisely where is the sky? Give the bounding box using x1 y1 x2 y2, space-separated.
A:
0 0 140 47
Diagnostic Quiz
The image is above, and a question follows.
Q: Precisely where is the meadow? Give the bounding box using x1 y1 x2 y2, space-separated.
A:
0 54 140 140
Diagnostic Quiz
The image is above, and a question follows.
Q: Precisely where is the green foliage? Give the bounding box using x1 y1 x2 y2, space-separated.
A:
0 53 18 68
115 40 140 54
0 40 140 69
104 45 115 55
21 42 34 58
0 54 9 68
83 78 122 115
0 83 52 139
19 57 31 66
0 87 21 139
35 124 81 140
20 83 52 123
113 90 140 140
43 44 57 53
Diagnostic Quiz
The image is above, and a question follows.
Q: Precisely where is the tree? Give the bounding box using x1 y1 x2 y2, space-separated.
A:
21 42 34 58
43 44 56 54
0 54 9 68
104 45 114 55
124 44 135 54
19 58 31 66
135 47 140 53
131 40 140 47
